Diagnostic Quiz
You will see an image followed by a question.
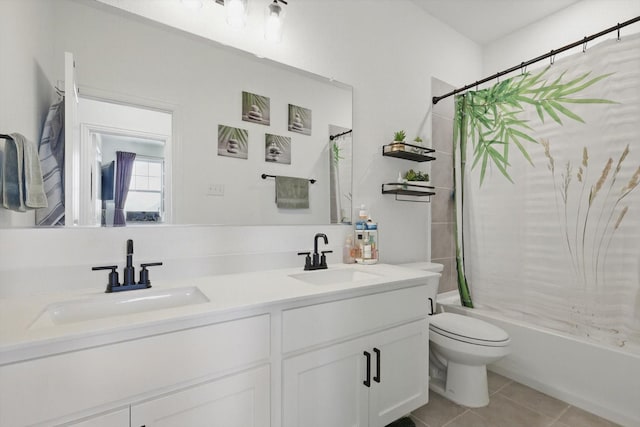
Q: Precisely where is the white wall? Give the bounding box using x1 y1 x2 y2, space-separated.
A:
483 0 640 76
1 0 482 296
0 0 56 227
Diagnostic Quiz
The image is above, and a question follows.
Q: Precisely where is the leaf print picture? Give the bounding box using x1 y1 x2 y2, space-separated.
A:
265 134 291 164
288 104 312 135
242 91 270 125
218 125 249 159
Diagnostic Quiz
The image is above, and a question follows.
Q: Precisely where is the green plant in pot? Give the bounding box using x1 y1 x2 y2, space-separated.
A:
412 136 423 153
403 168 430 187
391 130 406 151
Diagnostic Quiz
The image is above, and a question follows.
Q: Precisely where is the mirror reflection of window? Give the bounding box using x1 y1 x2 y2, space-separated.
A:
125 156 164 223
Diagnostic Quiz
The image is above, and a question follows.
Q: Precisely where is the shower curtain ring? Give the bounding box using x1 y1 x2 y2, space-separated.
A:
617 23 621 41
582 37 588 53
550 50 555 65
520 62 527 75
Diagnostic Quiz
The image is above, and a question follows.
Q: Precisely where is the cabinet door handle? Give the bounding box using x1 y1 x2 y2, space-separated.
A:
373 347 381 383
428 297 435 315
363 351 371 387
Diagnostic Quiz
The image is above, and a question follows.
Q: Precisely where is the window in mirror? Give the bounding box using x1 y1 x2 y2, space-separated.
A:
125 156 165 223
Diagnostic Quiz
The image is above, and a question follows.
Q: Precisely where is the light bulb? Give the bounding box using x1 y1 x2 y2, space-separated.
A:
226 0 248 29
265 1 284 43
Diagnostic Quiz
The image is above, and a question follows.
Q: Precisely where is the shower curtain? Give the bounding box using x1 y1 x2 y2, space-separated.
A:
454 34 640 353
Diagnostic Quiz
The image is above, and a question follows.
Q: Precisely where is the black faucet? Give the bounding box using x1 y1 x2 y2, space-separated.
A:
298 233 333 270
92 239 163 293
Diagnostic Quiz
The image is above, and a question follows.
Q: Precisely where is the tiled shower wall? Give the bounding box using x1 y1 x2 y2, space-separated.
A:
431 78 456 293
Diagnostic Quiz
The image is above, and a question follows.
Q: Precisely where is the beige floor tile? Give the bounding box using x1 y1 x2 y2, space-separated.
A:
487 370 511 394
499 382 569 418
549 421 572 427
557 406 620 427
442 411 493 427
471 393 554 427
412 392 468 427
410 414 431 427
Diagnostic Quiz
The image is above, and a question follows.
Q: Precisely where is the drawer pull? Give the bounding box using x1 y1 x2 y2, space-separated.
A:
373 347 381 383
363 351 371 387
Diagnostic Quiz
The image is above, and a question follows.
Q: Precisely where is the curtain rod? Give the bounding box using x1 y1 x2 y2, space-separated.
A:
432 15 640 105
329 129 352 141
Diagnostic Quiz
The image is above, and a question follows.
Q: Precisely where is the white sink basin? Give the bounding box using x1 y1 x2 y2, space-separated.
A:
31 287 209 327
289 268 381 286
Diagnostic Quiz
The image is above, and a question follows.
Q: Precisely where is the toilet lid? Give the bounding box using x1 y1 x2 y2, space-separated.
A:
430 312 510 346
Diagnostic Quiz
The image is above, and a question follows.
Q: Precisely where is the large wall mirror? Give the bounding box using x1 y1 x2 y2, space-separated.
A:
0 0 352 228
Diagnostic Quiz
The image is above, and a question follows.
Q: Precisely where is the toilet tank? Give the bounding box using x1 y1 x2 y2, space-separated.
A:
397 262 443 309
398 262 444 274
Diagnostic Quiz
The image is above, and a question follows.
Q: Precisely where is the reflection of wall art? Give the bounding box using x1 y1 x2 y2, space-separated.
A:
265 133 291 164
288 104 312 135
218 125 249 159
242 91 270 125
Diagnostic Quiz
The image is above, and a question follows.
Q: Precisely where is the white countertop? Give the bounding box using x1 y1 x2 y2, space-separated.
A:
0 263 435 365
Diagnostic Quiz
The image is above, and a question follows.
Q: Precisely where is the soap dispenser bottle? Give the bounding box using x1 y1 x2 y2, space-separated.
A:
343 236 355 264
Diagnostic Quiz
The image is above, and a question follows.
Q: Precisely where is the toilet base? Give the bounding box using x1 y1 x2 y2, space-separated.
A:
429 362 489 408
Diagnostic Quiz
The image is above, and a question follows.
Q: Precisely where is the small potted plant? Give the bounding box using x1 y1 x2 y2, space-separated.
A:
403 168 430 187
412 136 424 154
390 130 406 151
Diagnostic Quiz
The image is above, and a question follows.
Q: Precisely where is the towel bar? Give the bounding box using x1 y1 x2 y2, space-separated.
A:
261 173 316 184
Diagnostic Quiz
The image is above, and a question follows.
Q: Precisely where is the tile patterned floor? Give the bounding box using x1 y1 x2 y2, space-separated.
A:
409 371 621 427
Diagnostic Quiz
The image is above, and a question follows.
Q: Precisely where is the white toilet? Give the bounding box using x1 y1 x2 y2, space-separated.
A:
401 262 511 408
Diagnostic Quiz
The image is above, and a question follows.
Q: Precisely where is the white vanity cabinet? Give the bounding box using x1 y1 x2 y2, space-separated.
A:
0 265 439 427
281 285 431 427
67 408 130 427
130 365 270 427
0 314 270 427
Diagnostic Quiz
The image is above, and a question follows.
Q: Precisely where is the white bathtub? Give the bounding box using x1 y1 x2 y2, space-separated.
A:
437 292 640 427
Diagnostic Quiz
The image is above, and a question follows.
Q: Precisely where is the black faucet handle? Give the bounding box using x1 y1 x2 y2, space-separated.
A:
92 265 120 292
139 262 163 287
297 252 312 270
320 250 333 268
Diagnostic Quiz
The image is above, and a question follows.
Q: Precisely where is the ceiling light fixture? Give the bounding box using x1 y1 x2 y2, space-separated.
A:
265 0 287 43
225 0 248 29
181 0 204 9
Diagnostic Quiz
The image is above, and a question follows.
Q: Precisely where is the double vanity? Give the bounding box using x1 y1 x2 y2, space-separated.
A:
0 263 439 427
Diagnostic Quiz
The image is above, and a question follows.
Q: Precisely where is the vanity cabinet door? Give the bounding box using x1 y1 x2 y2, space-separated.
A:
130 365 270 427
282 335 370 427
66 408 130 427
282 320 429 427
368 320 429 427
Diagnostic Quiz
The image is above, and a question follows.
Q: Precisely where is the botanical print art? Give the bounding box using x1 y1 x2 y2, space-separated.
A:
242 91 270 125
288 104 312 135
265 133 291 164
217 125 249 159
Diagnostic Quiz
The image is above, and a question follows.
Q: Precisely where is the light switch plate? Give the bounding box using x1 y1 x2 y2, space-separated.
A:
207 184 224 196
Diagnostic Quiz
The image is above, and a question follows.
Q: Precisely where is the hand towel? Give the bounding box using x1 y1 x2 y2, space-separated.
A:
2 134 25 211
275 176 309 209
36 100 65 225
17 133 48 209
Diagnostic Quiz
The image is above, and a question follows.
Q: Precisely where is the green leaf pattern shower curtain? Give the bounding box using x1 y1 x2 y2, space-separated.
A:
453 34 640 352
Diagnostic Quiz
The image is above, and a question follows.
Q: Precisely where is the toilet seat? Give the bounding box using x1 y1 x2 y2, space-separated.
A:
430 313 510 347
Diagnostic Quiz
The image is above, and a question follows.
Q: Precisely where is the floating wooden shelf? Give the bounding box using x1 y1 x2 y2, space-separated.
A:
382 143 436 162
381 183 435 202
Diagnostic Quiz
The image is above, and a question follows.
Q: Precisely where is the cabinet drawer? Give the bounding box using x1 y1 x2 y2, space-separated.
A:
282 285 429 353
0 314 270 427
